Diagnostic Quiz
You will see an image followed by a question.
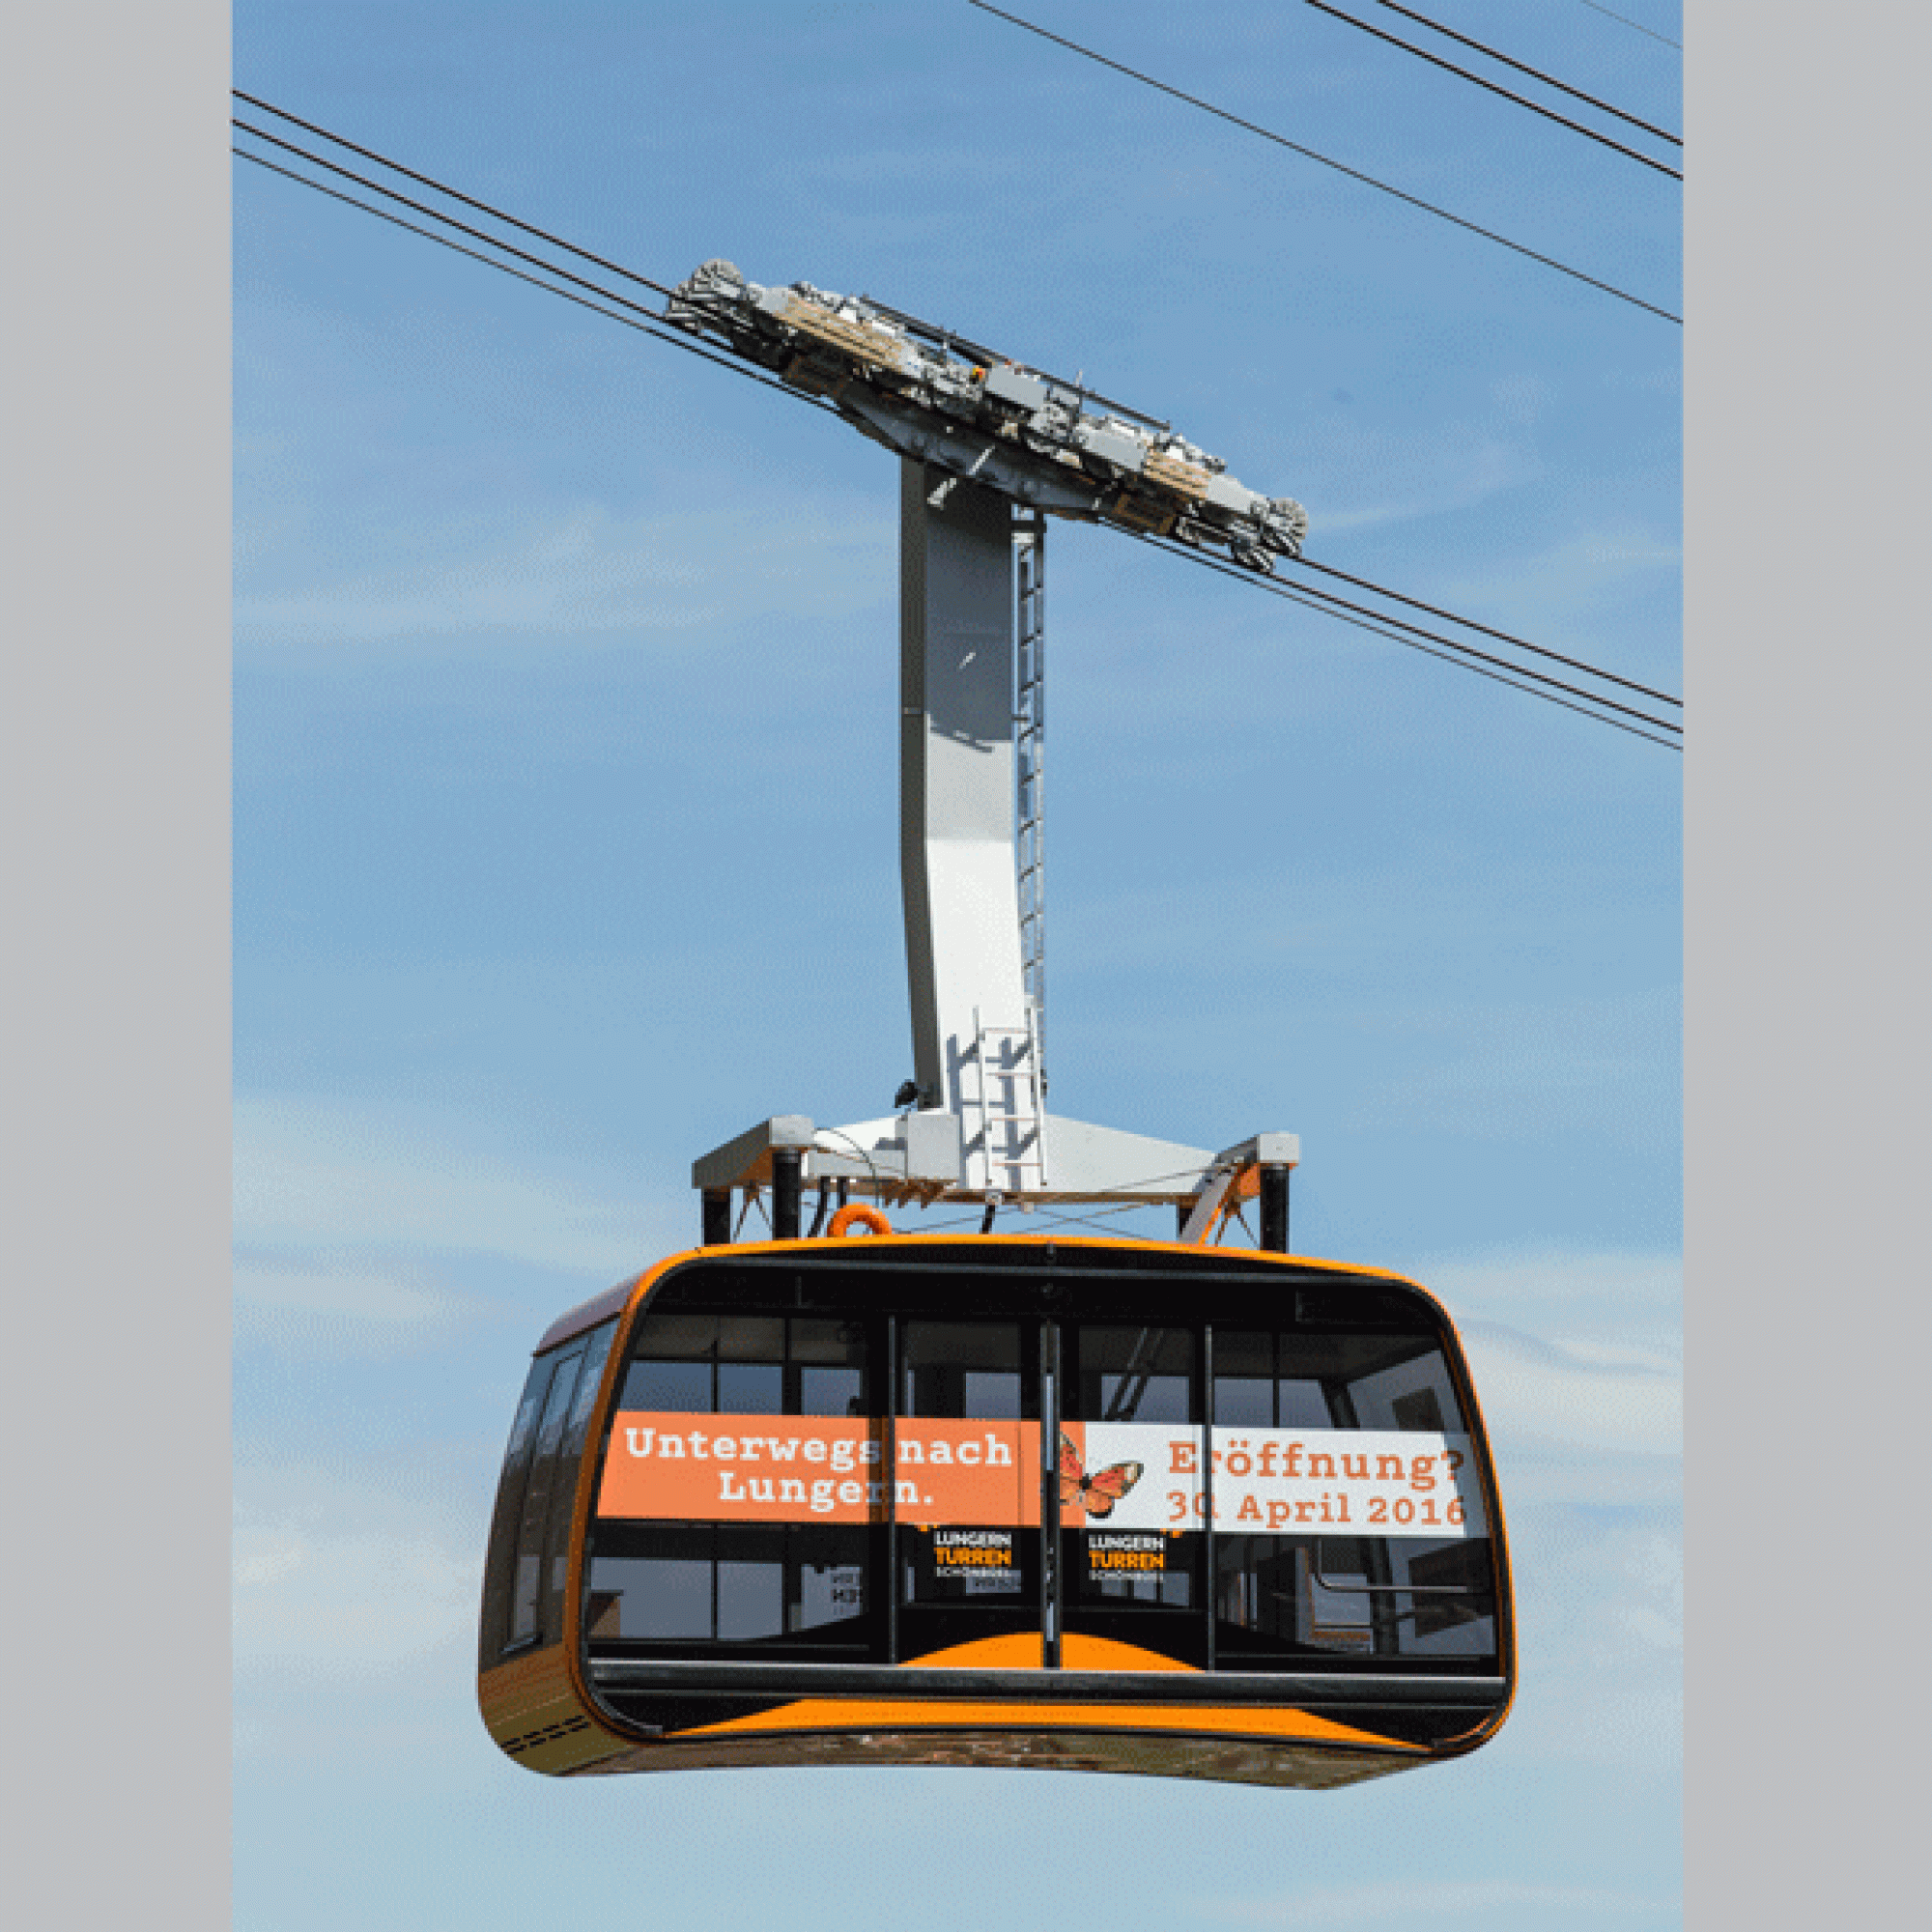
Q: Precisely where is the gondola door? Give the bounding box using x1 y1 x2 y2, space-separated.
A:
892 1316 1046 1666
1057 1321 1210 1669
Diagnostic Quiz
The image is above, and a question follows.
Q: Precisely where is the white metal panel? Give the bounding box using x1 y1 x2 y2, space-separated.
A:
899 463 1031 1111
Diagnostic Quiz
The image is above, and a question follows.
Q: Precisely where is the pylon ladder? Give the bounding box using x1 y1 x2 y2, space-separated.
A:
968 1005 1048 1195
1015 515 1046 1084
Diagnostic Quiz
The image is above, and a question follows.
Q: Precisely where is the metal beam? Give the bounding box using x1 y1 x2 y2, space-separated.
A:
898 460 1031 1114
772 1146 803 1240
1259 1164 1291 1252
691 1115 817 1192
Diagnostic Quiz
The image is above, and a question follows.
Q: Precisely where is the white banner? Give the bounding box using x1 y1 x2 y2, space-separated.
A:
1074 1424 1487 1538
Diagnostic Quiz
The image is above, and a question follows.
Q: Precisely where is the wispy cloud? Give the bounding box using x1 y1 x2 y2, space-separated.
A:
236 493 893 647
233 1518 476 1676
234 1093 684 1275
1437 524 1681 632
231 1452 489 1765
1460 1321 1680 1458
1399 1247 1682 1770
233 1254 485 1357
1356 986 1680 1156
1055 846 1675 986
1404 1248 1681 1492
1305 432 1543 535
1500 1500 1683 1769
1556 1520 1682 1661
1417 1246 1682 1326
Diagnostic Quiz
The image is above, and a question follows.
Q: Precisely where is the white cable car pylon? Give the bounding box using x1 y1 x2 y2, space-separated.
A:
677 265 1301 1238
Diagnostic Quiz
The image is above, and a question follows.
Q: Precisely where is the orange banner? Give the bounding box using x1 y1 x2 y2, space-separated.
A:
894 1419 1037 1528
596 1413 1041 1526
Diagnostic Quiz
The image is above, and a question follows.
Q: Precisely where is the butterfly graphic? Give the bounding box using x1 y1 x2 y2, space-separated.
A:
1059 1431 1144 1520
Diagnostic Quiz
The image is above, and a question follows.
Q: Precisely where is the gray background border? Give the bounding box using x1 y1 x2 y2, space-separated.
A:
3 3 231 1926
1686 2 1921 1926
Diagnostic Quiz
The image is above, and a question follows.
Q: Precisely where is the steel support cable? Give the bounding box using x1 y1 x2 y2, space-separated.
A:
907 1203 1155 1236
242 143 1673 750
1029 1206 1165 1236
232 135 835 416
1372 2 1681 145
1243 565 1680 733
1138 533 1682 750
1287 558 1682 708
238 104 1676 746
1306 3 1681 179
964 1 1680 326
235 149 677 332
1187 555 1683 751
234 120 677 327
1573 0 1680 52
1151 527 1655 733
1148 535 1680 730
233 90 685 305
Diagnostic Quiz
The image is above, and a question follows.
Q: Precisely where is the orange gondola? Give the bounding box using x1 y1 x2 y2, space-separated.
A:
479 1232 1512 1789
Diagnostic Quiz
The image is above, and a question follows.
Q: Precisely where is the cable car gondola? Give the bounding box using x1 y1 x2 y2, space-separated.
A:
469 264 1515 1788
478 1229 1513 1789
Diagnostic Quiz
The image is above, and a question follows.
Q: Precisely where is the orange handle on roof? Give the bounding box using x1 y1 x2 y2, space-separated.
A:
828 1203 894 1239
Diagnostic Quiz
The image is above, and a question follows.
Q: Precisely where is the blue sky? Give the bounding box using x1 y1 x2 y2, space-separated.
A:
232 3 1681 1926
